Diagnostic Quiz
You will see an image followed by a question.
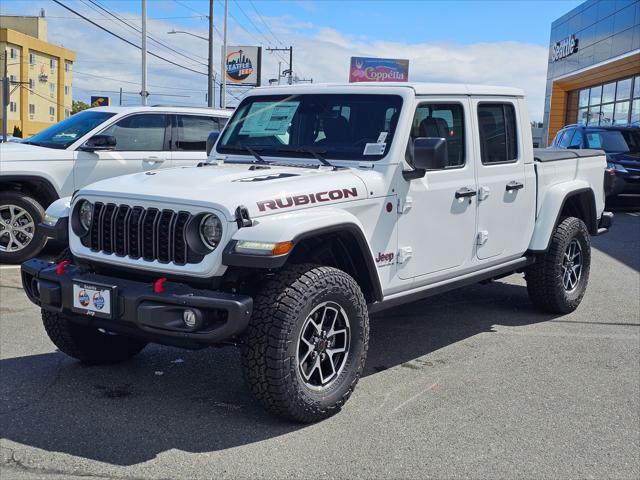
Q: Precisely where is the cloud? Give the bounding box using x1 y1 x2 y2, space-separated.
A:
4 2 549 120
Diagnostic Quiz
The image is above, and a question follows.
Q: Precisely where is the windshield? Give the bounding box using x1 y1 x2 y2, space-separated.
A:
23 110 117 149
218 94 403 161
585 129 638 153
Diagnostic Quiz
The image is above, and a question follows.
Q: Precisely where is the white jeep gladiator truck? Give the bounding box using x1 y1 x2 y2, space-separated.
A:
21 83 612 422
0 106 230 263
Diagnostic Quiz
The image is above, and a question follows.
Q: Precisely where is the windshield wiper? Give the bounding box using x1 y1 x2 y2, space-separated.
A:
274 146 337 169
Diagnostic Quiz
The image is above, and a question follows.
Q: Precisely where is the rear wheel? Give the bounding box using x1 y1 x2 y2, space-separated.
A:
525 216 591 313
0 191 47 264
42 310 147 365
241 264 369 423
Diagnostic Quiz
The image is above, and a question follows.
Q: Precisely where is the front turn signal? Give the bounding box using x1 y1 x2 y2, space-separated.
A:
234 240 294 256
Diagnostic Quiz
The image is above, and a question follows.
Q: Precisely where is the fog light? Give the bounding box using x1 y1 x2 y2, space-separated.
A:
183 309 197 328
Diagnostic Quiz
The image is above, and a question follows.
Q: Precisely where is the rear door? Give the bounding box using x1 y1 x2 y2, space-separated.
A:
171 114 222 167
73 113 170 189
473 100 533 260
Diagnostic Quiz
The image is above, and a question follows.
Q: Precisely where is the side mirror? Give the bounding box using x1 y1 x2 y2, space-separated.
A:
80 134 116 152
206 131 220 157
404 138 448 179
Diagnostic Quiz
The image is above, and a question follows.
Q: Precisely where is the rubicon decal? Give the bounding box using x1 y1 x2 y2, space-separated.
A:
257 187 358 212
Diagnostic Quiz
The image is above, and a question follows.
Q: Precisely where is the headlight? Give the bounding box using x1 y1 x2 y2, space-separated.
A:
78 200 93 231
199 214 223 250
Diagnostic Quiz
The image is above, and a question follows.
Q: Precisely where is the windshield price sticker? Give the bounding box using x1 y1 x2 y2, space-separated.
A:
239 101 300 136
363 143 387 155
377 131 388 143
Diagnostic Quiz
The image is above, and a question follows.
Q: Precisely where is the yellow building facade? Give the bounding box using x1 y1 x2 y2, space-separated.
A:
0 16 75 137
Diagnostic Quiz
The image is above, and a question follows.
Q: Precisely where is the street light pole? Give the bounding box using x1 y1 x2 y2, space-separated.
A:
141 0 148 106
207 0 214 108
221 0 228 109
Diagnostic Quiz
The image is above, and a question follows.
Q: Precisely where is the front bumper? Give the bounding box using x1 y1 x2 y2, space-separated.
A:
21 258 253 348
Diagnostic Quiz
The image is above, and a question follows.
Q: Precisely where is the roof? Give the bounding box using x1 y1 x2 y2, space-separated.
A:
88 106 232 116
560 124 639 131
252 82 525 97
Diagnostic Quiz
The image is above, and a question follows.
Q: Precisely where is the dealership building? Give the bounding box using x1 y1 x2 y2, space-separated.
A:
542 0 640 145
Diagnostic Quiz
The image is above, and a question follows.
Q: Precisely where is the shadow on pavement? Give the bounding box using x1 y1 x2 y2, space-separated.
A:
0 280 558 466
592 195 640 272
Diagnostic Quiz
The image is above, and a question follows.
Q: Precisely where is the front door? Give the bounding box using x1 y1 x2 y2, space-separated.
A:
73 113 170 189
397 98 477 282
473 100 533 260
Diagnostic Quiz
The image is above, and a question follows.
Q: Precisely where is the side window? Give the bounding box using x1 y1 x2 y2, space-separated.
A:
175 115 219 151
101 114 168 151
568 130 582 148
217 116 228 129
477 103 518 164
410 103 465 168
558 128 574 148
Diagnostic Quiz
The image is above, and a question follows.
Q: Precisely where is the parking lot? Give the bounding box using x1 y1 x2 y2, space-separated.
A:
0 199 638 480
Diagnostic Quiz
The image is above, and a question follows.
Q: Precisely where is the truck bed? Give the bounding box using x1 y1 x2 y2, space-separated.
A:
533 148 605 162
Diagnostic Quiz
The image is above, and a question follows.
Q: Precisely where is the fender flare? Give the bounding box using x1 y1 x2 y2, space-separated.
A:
528 184 597 252
222 209 383 302
0 174 60 206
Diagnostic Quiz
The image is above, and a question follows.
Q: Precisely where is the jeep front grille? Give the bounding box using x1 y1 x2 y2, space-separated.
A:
81 203 198 265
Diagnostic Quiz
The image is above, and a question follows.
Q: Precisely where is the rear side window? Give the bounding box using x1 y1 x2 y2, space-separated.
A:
175 115 220 151
478 103 518 164
410 103 465 168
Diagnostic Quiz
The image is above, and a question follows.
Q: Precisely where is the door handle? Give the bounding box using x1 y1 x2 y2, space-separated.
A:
455 187 477 199
143 156 165 165
505 181 524 192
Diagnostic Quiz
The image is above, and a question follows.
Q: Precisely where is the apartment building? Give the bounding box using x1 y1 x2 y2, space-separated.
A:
0 15 75 137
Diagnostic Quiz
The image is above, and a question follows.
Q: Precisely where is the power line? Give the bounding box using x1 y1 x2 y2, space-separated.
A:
248 0 285 47
82 0 210 67
51 0 208 77
172 0 223 37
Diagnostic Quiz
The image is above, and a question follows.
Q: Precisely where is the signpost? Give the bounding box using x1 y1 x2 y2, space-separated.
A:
223 46 262 87
90 96 111 107
349 57 409 83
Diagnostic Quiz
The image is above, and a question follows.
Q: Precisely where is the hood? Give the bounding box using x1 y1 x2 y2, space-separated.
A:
79 163 369 220
607 151 640 165
0 141 71 162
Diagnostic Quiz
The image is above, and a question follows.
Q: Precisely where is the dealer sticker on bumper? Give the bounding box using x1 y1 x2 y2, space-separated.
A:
73 283 112 317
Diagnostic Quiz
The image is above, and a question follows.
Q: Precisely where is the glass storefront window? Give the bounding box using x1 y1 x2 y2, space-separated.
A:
578 107 589 125
579 89 590 108
631 99 639 124
599 103 614 126
616 78 632 101
613 101 630 125
587 106 600 125
634 77 640 99
601 82 616 104
589 85 602 106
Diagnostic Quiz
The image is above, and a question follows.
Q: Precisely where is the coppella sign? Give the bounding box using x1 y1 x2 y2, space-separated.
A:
551 34 578 62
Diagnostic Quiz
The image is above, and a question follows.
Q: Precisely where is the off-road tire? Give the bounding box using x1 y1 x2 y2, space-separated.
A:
0 191 48 264
42 310 147 365
525 216 591 313
241 264 369 423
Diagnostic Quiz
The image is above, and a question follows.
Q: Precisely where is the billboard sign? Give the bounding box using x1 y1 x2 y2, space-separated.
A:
90 96 110 107
223 46 262 86
349 57 409 83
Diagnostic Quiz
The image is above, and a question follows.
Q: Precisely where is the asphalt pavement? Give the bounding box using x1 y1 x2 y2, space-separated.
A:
0 199 638 479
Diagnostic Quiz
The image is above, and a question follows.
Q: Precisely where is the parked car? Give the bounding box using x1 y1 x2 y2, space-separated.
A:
22 83 611 422
0 106 231 263
550 124 640 196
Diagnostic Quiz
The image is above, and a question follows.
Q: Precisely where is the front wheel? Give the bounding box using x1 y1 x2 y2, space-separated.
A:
241 264 369 423
0 191 47 264
525 216 591 313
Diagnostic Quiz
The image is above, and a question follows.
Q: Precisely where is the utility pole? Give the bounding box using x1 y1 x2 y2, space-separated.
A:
2 53 8 142
140 0 148 106
207 0 214 107
221 0 228 108
266 46 293 84
119 87 123 106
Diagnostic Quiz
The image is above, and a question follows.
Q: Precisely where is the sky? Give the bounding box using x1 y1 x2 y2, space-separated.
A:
0 0 585 121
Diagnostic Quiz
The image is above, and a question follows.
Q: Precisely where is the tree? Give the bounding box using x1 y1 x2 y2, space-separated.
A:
71 100 91 114
12 125 22 138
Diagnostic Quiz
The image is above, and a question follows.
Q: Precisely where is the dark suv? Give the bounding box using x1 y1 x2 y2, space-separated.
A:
551 124 640 196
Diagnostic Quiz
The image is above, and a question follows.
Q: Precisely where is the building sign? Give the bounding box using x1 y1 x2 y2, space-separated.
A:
223 46 262 86
551 34 579 62
349 57 409 83
38 64 48 82
90 96 110 107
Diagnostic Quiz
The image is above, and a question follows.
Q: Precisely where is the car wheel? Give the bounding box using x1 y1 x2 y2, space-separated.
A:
241 264 369 423
525 216 591 314
42 310 147 365
0 191 48 264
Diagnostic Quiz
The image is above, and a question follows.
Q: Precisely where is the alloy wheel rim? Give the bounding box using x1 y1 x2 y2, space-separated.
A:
296 301 351 390
0 204 35 253
561 238 583 292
